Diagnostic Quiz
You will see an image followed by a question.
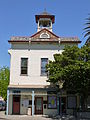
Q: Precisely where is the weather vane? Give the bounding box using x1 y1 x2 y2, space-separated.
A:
44 8 46 12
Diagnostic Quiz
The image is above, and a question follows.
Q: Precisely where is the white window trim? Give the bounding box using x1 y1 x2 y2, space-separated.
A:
41 58 48 76
40 32 50 39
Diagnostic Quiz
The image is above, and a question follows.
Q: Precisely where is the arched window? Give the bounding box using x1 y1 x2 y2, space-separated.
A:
40 33 50 38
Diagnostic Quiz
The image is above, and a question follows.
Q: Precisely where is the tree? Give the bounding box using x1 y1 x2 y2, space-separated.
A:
83 15 90 44
47 45 90 110
0 67 10 100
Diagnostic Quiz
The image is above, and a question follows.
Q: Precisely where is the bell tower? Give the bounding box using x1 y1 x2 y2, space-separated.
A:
35 11 55 32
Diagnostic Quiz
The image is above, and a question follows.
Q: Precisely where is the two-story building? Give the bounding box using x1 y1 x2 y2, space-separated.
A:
7 11 81 116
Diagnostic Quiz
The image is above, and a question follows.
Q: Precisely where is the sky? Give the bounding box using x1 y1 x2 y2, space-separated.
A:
0 0 90 67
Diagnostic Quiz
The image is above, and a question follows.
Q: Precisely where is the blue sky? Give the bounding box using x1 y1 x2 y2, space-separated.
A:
0 0 90 67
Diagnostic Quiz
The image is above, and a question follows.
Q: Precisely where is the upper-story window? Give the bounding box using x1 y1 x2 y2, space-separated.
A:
41 58 48 76
21 58 28 75
40 33 50 39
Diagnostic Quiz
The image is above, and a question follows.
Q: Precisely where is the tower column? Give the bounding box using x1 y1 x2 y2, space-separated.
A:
7 89 9 115
32 90 35 116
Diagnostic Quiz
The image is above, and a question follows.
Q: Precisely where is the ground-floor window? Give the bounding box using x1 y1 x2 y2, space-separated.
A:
48 96 57 109
67 96 77 109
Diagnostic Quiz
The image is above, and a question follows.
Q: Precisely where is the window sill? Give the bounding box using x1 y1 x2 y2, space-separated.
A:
20 74 28 76
40 74 47 77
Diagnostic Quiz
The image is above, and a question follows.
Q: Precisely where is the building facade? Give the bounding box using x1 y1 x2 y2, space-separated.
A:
7 11 81 115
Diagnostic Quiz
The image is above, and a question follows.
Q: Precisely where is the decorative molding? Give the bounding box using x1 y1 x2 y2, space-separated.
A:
40 32 50 39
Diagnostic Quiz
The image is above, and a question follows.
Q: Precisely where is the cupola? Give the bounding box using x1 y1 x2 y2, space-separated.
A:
35 11 55 32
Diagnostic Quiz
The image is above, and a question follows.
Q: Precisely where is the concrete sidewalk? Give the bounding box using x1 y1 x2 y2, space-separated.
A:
0 111 89 120
0 111 52 120
0 111 73 120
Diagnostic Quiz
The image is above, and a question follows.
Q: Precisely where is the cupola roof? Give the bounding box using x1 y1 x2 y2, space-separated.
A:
35 11 55 23
40 11 51 15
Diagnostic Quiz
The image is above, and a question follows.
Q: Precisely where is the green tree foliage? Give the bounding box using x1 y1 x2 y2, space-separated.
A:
47 45 90 110
0 67 9 100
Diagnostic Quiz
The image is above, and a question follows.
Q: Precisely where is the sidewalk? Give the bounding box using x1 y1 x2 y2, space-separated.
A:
0 111 52 120
0 111 89 120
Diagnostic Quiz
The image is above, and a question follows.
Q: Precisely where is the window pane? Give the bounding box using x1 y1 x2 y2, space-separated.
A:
48 96 57 109
67 96 76 109
21 58 28 75
36 98 42 110
21 58 27 67
41 58 48 76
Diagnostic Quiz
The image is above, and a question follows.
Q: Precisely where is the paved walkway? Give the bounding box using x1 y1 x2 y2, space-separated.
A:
0 111 74 120
0 111 89 120
0 111 53 120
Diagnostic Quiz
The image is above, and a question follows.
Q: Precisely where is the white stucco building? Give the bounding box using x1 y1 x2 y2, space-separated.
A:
7 11 81 115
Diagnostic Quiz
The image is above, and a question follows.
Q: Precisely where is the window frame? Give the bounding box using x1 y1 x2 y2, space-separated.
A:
40 33 50 39
41 58 48 76
67 96 77 109
47 96 57 109
20 58 28 75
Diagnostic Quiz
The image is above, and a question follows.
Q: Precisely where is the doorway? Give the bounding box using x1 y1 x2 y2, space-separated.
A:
35 97 43 114
59 97 66 115
13 95 20 114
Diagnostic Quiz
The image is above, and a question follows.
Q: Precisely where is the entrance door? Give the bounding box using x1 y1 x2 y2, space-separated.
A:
35 97 43 114
13 96 20 114
59 97 66 115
